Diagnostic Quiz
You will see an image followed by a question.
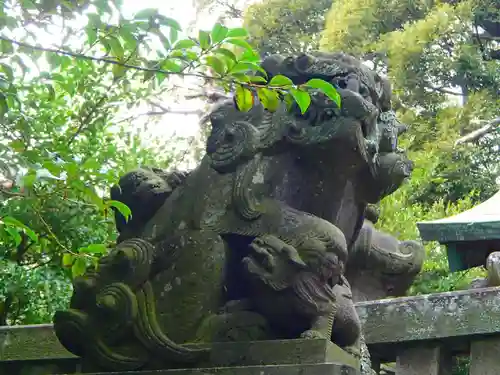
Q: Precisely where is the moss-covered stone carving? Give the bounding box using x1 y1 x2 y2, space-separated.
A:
53 52 412 372
348 204 425 302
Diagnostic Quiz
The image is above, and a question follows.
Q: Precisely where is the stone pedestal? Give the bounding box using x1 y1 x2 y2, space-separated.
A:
395 346 451 375
80 339 359 375
469 337 500 375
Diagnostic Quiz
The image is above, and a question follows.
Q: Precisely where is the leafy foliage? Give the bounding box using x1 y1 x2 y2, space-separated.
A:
0 0 341 324
243 0 332 56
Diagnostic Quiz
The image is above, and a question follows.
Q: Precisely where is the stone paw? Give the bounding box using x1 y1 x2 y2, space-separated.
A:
300 330 326 339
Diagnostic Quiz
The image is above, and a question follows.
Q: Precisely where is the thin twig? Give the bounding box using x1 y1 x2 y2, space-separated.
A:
1 36 209 81
426 85 465 96
34 209 92 259
0 36 289 91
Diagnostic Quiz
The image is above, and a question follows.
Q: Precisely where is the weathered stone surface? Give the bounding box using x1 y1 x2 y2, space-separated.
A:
207 339 359 369
357 286 500 348
395 346 450 375
469 337 500 375
347 208 425 302
0 327 358 373
78 363 358 375
0 324 76 361
52 52 414 372
0 325 354 365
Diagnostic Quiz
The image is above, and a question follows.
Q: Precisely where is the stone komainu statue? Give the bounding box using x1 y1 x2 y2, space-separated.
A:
53 52 414 372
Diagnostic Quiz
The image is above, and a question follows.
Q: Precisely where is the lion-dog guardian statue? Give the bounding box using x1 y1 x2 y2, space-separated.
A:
54 52 413 372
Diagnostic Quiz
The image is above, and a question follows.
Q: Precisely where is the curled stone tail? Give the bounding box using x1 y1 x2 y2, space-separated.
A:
134 281 210 362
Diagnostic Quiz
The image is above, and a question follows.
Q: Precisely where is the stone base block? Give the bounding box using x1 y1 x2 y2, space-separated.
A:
78 339 359 375
84 363 357 375
205 339 358 368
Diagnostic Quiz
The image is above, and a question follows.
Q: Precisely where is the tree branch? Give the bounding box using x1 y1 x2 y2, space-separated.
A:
0 36 210 81
184 89 231 103
0 36 284 92
115 106 203 125
454 117 500 146
147 100 203 116
426 84 466 96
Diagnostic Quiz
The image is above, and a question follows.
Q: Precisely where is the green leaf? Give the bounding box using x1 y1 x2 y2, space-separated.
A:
0 93 8 117
62 253 74 267
2 216 24 227
46 53 62 70
235 85 254 112
161 59 182 73
211 23 228 44
249 76 268 84
0 39 13 54
5 226 22 246
214 48 237 62
157 15 182 30
86 26 99 46
0 63 14 81
9 139 24 152
22 226 38 242
304 79 342 107
231 73 250 82
269 74 294 88
198 30 211 50
50 73 65 84
2 216 38 242
224 38 253 51
22 173 36 188
173 39 197 50
290 88 311 114
80 243 108 254
230 62 267 77
204 56 225 76
87 12 101 26
113 64 127 79
72 256 87 278
107 200 132 222
239 49 260 63
257 87 280 111
45 84 55 100
226 28 248 38
107 36 124 60
119 25 138 50
134 8 158 20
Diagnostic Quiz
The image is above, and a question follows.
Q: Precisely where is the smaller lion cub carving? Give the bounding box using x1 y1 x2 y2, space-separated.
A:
242 234 343 340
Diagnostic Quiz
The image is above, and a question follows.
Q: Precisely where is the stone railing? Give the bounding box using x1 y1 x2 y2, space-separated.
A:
2 286 500 374
357 286 500 375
